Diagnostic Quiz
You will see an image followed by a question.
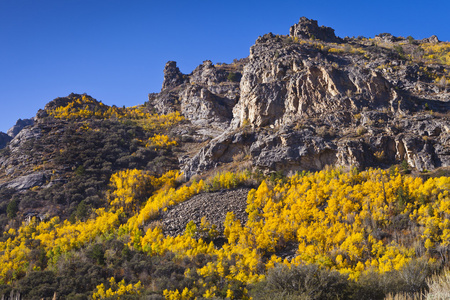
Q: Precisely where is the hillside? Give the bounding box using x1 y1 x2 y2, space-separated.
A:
0 17 449 299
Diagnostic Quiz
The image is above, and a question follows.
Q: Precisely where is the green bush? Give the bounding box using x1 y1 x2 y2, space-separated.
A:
227 72 239 82
251 263 353 300
17 271 57 299
6 199 18 219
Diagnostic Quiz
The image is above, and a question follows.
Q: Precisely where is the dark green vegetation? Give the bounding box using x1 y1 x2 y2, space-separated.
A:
250 259 436 300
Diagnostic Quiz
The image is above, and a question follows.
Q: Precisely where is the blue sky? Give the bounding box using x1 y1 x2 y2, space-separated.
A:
1 0 449 133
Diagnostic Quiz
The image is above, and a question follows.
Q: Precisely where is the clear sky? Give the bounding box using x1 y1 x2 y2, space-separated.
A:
1 0 449 133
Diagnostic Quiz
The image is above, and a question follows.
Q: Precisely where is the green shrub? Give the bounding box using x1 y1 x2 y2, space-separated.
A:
227 72 238 82
251 263 353 300
17 271 57 299
6 199 18 219
394 45 406 59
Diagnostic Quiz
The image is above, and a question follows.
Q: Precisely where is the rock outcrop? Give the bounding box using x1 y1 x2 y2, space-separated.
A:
0 125 44 178
148 60 244 130
0 171 49 191
8 126 42 150
421 35 440 44
7 118 34 138
162 61 187 91
233 39 396 128
290 16 341 43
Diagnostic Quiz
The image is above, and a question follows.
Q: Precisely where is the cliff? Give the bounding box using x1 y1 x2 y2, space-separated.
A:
146 17 449 178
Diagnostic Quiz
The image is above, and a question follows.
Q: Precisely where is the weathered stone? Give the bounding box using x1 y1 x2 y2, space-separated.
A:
1 171 48 191
181 84 236 129
151 18 450 177
161 61 187 91
232 31 396 128
180 26 449 176
421 35 440 44
149 59 242 131
9 126 41 149
375 33 396 43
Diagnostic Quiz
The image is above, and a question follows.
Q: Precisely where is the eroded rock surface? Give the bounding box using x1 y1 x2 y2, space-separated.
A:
0 171 49 191
148 60 244 131
232 30 398 128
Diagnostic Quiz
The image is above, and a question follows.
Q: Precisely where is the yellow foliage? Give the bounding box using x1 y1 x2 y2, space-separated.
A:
1 166 449 296
0 208 120 284
146 134 177 148
133 111 185 131
108 169 156 212
421 42 450 65
92 277 141 299
207 171 250 190
133 167 449 287
46 96 184 130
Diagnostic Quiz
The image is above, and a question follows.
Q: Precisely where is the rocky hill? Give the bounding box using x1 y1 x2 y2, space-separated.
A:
0 17 449 299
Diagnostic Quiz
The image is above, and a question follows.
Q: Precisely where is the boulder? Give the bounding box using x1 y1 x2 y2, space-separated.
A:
289 17 340 43
421 35 440 44
1 171 48 191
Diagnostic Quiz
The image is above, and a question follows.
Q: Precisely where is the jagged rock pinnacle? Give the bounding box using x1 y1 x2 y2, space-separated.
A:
162 61 187 91
289 16 340 43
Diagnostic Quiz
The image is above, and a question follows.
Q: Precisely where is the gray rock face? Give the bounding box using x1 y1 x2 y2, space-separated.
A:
0 171 48 191
185 110 449 177
179 60 240 129
374 33 397 43
162 61 187 91
183 130 255 178
421 35 440 44
9 126 42 149
181 83 238 129
0 125 43 179
7 118 34 138
149 59 243 130
232 32 396 128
